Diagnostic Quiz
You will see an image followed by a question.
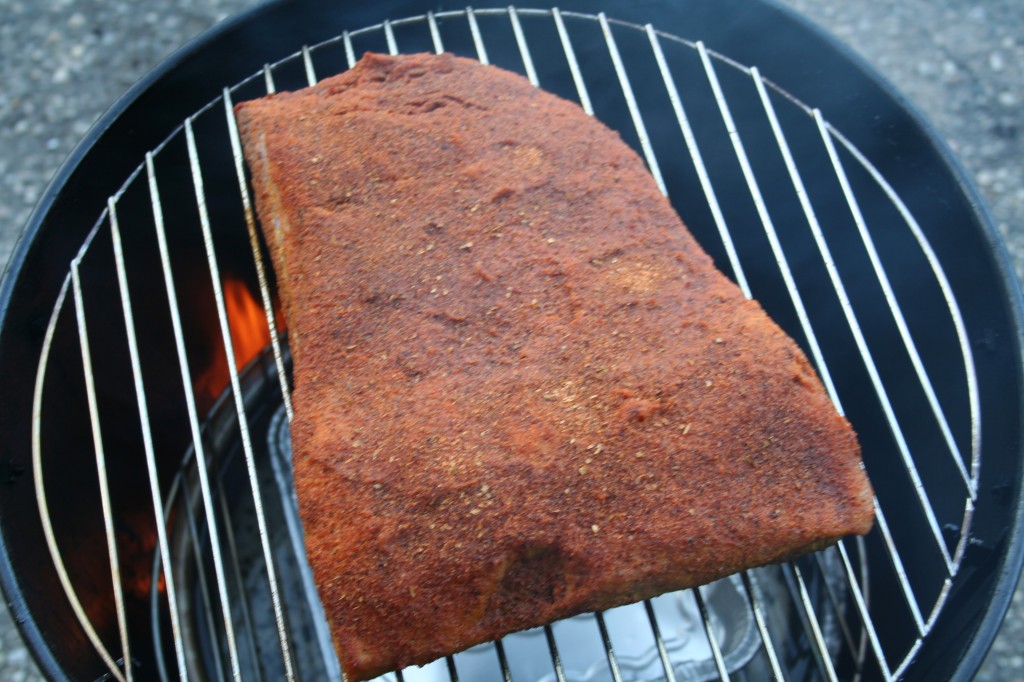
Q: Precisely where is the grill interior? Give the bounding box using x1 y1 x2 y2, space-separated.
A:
23 7 986 681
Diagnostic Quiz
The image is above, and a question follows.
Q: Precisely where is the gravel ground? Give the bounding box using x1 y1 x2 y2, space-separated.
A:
0 0 1021 680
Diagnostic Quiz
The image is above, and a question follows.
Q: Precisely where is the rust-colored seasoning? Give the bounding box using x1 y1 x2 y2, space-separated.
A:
235 52 873 681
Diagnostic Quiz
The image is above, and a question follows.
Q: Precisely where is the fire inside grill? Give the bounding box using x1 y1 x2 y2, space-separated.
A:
194 278 272 407
22 7 982 682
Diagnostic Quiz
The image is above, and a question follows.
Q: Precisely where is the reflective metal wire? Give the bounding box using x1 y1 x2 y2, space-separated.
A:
186 116 297 681
599 12 667 196
595 611 624 682
693 587 730 682
645 24 749 298
544 624 567 682
216 476 266 682
643 600 679 682
787 563 840 682
181 478 228 682
32 274 128 682
554 8 593 116
836 542 893 681
72 257 134 681
509 6 539 87
740 572 785 681
109 200 187 680
148 149 244 680
223 88 295 424
466 7 490 64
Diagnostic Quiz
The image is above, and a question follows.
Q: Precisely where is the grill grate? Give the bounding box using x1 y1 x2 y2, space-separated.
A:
29 8 978 681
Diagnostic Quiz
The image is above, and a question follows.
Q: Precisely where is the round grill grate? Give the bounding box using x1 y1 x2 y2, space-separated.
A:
9 6 1011 682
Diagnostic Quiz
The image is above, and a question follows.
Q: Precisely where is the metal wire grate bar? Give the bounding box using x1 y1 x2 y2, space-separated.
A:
740 572 784 681
32 275 130 682
224 88 294 423
186 115 297 681
510 7 540 87
466 7 490 65
595 612 624 682
692 587 730 681
812 107 974 497
643 600 678 682
788 562 840 682
109 199 187 680
72 258 135 682
554 8 593 117
834 543 892 681
600 12 667 196
182 477 229 681
645 25 748 298
824 124 982 492
695 42 837 408
148 147 245 680
28 7 981 682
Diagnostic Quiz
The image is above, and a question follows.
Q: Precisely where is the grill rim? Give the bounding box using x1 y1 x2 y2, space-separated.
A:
2 1 1023 680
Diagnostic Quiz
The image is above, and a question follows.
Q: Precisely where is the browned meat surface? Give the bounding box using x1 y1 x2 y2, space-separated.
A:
235 52 873 682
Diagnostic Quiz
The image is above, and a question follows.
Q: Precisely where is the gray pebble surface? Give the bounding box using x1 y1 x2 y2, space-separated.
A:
0 0 1021 680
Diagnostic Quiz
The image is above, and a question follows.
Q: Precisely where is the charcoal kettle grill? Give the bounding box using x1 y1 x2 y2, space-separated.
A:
1 1 1023 681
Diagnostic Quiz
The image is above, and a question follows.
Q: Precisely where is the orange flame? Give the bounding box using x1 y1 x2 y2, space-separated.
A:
223 278 271 369
194 278 272 405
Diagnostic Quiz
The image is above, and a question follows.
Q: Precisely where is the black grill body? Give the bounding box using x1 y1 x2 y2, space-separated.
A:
0 2 1021 681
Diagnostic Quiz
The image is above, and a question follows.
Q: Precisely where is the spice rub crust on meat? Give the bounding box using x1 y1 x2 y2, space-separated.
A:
235 52 874 682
